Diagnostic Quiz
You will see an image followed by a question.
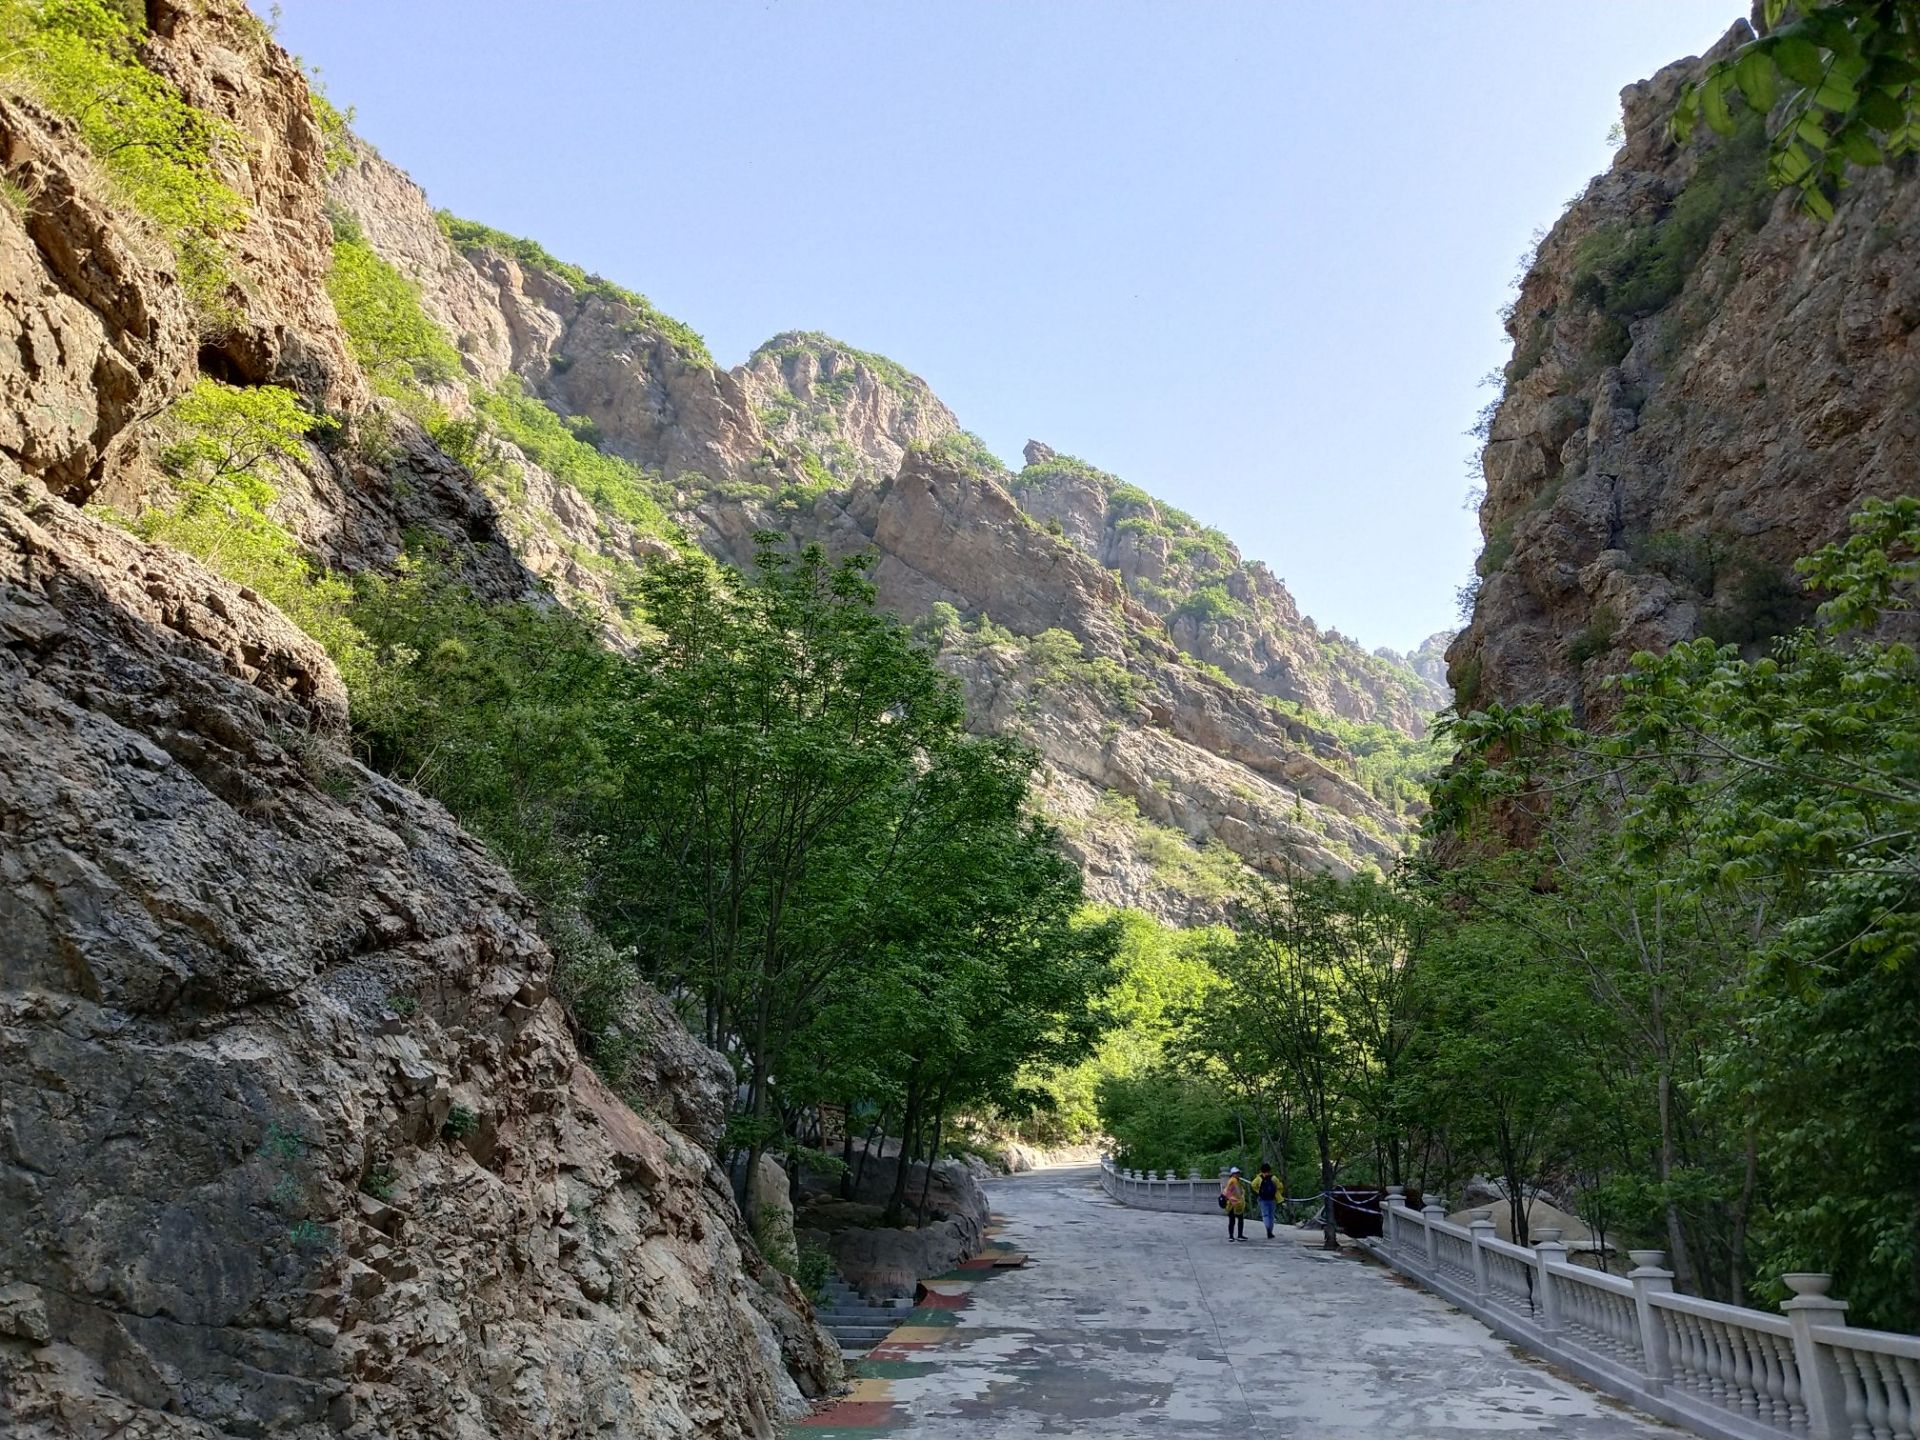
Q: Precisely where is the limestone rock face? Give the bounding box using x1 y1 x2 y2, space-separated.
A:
873 450 1150 659
0 477 826 1439
1452 22 1920 718
0 97 197 502
743 333 960 487
1010 452 1451 733
140 0 360 405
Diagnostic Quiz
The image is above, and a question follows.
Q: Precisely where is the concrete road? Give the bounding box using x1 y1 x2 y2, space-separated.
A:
863 1164 1675 1437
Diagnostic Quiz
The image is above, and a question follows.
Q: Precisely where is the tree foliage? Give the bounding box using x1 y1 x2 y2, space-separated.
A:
1675 0 1920 219
1430 497 1919 1327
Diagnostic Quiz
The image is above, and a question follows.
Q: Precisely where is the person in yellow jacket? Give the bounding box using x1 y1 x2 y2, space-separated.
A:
1219 1166 1250 1242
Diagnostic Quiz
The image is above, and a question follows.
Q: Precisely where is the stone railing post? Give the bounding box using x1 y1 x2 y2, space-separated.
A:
1189 1169 1201 1212
1626 1249 1673 1386
1420 1199 1445 1271
1781 1273 1849 1440
1383 1185 1405 1252
1533 1232 1567 1333
1468 1210 1495 1299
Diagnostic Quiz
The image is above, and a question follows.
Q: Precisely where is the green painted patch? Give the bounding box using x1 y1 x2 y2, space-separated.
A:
904 1306 961 1326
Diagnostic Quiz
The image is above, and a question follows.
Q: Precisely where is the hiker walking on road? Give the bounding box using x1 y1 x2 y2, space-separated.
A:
1256 1162 1282 1238
1219 1166 1249 1241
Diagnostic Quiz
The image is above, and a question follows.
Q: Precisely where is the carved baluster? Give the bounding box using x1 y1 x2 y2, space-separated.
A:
1835 1347 1873 1440
1748 1329 1780 1424
1772 1332 1807 1434
1731 1324 1758 1417
1893 1355 1920 1440
1874 1354 1910 1440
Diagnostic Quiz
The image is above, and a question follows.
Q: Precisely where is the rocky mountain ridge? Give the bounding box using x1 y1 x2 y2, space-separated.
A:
1450 18 1920 718
329 144 1444 917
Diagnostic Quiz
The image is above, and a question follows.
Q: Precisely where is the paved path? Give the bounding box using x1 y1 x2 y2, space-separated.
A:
819 1165 1675 1437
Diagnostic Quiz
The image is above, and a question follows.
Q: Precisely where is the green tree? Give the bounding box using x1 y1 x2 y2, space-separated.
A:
1434 497 1919 1326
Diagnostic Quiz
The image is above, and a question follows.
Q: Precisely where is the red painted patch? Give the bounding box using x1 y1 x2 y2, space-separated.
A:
792 1400 896 1427
916 1289 969 1310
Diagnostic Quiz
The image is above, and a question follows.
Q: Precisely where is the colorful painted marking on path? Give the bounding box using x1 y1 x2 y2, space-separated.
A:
787 1227 1027 1437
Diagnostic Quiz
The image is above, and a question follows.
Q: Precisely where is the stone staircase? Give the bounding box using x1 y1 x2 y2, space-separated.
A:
814 1275 913 1359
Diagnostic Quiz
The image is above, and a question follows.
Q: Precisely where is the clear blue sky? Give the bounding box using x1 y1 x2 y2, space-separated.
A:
268 1 1740 652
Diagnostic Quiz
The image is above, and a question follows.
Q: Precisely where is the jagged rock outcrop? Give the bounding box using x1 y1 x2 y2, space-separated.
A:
1451 21 1920 717
0 94 196 502
0 4 836 1434
743 332 960 487
1010 442 1450 731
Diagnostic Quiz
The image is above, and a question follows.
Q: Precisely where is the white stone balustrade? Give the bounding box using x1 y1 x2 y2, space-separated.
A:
1097 1154 1222 1214
1364 1193 1920 1440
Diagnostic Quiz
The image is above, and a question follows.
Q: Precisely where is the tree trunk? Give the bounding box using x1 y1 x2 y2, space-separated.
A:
916 1086 950 1226
886 1068 923 1223
839 1103 858 1200
1730 1123 1758 1302
1656 1068 1697 1290
851 1107 888 1201
1317 1126 1338 1249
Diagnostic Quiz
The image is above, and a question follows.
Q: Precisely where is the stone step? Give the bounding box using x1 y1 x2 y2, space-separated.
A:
826 1326 895 1345
815 1306 903 1323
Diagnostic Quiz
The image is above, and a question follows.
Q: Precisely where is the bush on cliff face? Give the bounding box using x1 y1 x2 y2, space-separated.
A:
471 377 678 541
326 208 464 399
119 380 368 664
0 0 245 323
1568 110 1769 330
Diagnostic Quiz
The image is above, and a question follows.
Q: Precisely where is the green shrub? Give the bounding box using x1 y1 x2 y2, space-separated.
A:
1569 111 1769 325
307 82 355 178
795 1244 835 1301
441 1104 479 1141
1634 529 1728 592
1 0 245 325
1107 482 1157 520
328 211 463 400
125 380 368 666
1455 653 1483 710
1173 584 1245 625
471 377 677 540
1700 561 1810 649
1567 604 1619 667
927 429 1004 475
438 211 712 364
1476 519 1516 578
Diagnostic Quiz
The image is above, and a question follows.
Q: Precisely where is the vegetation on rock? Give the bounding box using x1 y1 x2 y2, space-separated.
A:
1 0 244 323
437 210 712 362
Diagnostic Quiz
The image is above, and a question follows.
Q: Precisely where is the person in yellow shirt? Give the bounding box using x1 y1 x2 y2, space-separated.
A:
1219 1166 1250 1242
1255 1162 1284 1238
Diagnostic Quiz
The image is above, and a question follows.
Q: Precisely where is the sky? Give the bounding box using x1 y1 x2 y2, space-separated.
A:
268 0 1742 653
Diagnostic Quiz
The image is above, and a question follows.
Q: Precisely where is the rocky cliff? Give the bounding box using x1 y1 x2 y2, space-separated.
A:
0 3 833 1435
1451 19 1920 719
329 156 1442 918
